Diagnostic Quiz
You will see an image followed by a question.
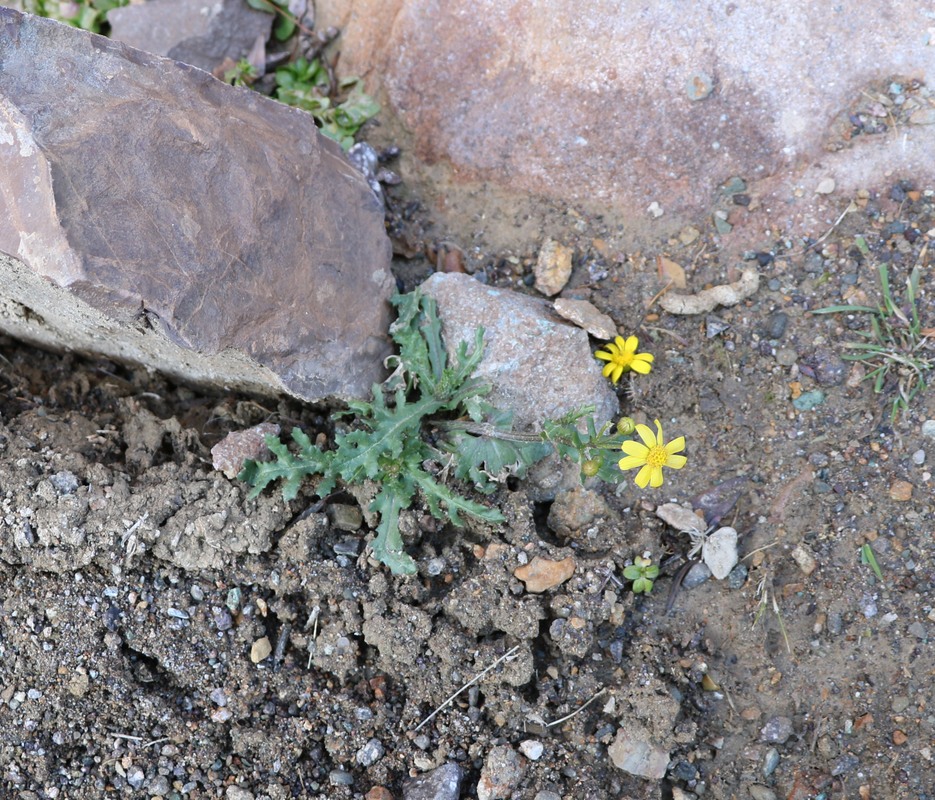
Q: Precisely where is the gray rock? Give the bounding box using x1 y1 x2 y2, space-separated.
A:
0 10 394 405
477 744 526 800
355 738 385 766
109 0 272 73
608 724 670 780
748 786 777 800
419 273 618 430
403 762 463 800
759 715 794 744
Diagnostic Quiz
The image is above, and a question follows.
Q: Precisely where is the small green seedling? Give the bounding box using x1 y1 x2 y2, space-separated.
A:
245 0 300 40
860 543 884 583
273 59 379 150
813 261 933 421
623 556 660 594
224 59 259 88
23 0 129 33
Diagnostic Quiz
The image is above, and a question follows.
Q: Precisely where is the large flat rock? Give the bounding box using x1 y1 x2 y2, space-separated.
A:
319 0 935 250
0 9 394 403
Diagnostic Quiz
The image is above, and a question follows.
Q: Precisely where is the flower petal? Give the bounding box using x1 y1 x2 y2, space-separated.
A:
635 424 656 448
620 440 649 457
653 419 664 442
624 335 639 354
665 436 686 455
649 465 665 487
634 464 652 488
595 350 613 362
630 358 653 375
613 335 627 350
618 454 646 470
666 454 687 470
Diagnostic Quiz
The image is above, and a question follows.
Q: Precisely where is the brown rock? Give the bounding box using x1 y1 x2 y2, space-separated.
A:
250 636 272 663
533 239 573 296
552 297 617 340
0 9 394 404
889 480 913 501
514 556 576 592
419 273 618 429
211 423 281 479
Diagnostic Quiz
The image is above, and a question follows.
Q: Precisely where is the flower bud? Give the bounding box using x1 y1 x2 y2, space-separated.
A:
616 416 636 436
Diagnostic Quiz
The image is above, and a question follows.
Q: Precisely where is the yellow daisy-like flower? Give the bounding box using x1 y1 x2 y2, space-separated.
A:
595 335 654 384
618 419 687 488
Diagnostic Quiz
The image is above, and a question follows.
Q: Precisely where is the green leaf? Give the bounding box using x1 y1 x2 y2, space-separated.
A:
447 429 552 493
238 429 334 501
273 13 296 40
414 470 505 526
370 484 417 575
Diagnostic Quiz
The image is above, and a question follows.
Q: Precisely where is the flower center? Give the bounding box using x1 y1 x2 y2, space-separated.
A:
646 445 669 468
613 351 635 368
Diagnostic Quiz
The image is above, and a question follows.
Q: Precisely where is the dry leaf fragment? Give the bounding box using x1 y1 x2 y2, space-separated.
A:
656 255 687 289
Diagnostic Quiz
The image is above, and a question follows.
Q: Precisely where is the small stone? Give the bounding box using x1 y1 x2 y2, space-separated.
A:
477 745 526 800
706 316 731 338
893 729 908 745
908 621 927 640
748 786 777 800
713 212 733 234
250 636 272 663
682 561 712 588
552 297 617 339
685 71 714 100
792 389 825 411
519 740 544 761
366 788 394 800
534 239 574 296
806 348 847 385
211 423 281 479
762 311 788 339
514 556 576 592
815 177 836 194
226 786 255 800
922 420 935 439
889 480 913 501
547 485 610 539
608 724 670 779
775 348 798 367
912 449 926 465
328 503 364 532
727 563 748 589
403 763 462 800
790 543 818 576
762 747 780 777
50 470 80 495
702 527 739 580
126 767 145 789
647 201 664 218
356 738 385 767
831 754 859 776
67 671 89 698
147 775 171 795
329 769 354 786
679 226 701 245
760 716 794 744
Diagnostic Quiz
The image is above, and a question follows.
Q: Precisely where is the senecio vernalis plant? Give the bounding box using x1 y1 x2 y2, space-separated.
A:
241 290 687 574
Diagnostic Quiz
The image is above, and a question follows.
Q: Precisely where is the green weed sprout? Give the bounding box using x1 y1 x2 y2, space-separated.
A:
240 291 637 575
22 0 128 33
623 555 659 594
813 258 933 421
861 542 884 583
246 0 301 40
273 59 380 150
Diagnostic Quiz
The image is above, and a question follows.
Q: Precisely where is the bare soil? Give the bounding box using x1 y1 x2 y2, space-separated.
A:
2 172 935 800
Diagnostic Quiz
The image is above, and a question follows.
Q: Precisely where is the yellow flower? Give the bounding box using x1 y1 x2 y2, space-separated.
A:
595 335 654 384
618 419 686 488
